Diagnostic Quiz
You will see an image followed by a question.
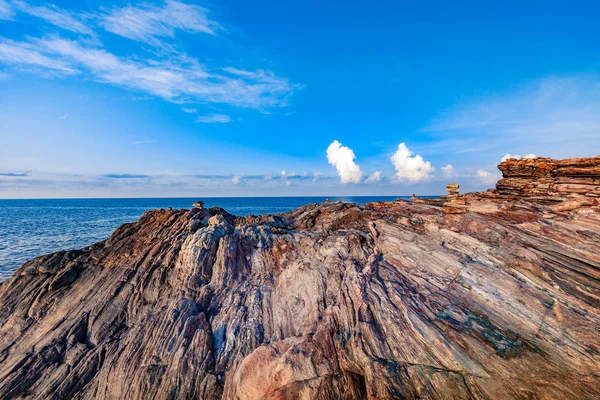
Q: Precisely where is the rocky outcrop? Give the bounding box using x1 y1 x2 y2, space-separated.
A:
496 156 600 206
442 184 468 214
0 163 600 399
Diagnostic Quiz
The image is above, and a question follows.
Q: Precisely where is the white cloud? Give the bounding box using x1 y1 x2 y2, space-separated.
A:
326 140 363 184
12 0 93 35
477 169 499 185
196 114 231 123
0 36 298 109
0 37 78 75
391 143 434 183
102 0 219 44
58 113 68 120
0 0 13 20
182 107 197 113
365 171 382 183
441 164 454 177
231 176 241 185
501 153 537 162
280 170 293 186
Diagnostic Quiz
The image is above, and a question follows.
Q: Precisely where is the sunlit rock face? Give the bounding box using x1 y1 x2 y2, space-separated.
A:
496 156 600 205
0 159 599 399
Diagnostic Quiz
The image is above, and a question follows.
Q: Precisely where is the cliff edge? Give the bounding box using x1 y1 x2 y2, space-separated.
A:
0 157 599 399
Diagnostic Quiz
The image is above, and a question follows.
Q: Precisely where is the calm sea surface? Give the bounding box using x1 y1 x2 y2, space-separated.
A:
0 196 405 281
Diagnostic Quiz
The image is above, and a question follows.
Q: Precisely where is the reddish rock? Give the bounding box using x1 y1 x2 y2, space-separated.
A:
0 161 599 399
497 156 600 203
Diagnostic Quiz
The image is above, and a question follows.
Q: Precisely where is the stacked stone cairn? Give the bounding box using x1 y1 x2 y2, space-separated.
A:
443 184 468 214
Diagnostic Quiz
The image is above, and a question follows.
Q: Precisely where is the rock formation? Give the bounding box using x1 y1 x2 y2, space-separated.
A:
496 156 600 207
442 184 468 214
0 159 599 399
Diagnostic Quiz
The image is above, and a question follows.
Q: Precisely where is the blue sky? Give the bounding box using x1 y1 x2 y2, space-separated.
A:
0 0 599 198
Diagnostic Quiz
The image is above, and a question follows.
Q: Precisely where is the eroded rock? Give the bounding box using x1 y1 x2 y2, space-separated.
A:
0 162 599 399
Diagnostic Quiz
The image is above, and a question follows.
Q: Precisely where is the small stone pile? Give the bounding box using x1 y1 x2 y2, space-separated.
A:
443 184 468 214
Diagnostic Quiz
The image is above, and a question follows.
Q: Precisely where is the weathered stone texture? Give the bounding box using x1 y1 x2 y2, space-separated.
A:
497 156 600 204
0 167 599 399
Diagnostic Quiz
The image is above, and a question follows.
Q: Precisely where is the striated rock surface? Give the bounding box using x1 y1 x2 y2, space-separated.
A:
496 156 600 205
1 167 600 399
443 184 468 214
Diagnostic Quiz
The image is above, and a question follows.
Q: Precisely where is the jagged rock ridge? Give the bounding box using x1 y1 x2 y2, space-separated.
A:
0 157 599 399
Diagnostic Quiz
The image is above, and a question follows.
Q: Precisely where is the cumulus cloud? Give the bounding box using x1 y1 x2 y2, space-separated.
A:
231 176 241 185
391 143 434 182
196 114 231 123
102 0 219 44
365 171 382 183
326 140 363 184
501 153 537 162
441 164 454 177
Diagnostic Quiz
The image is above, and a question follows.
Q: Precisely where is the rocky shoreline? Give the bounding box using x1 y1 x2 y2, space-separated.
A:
0 157 599 399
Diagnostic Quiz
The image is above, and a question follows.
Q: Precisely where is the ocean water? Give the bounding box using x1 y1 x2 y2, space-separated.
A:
0 196 404 281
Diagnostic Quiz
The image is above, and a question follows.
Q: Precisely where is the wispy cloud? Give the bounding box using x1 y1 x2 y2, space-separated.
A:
327 140 363 184
103 173 151 179
365 170 382 183
12 0 93 35
0 1 299 112
182 107 197 113
424 75 600 158
0 37 78 75
196 114 231 123
58 113 68 120
132 139 157 145
441 164 454 178
0 35 298 109
476 169 500 185
101 0 219 44
0 172 28 177
0 0 13 20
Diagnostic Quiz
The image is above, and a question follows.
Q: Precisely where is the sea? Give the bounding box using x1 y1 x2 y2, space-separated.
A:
0 196 406 281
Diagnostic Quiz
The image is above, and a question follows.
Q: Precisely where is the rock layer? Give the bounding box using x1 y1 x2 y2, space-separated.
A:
1 165 600 399
496 156 600 204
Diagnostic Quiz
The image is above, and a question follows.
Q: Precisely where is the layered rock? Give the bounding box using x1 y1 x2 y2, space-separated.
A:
496 156 600 206
0 165 599 399
443 183 468 214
